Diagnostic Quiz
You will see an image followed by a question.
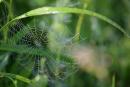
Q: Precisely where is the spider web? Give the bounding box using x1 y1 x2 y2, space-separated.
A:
18 20 77 80
0 1 83 84
5 18 79 82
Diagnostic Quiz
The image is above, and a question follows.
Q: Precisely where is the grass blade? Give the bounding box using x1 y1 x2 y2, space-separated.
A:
0 72 32 84
0 7 129 38
0 44 74 63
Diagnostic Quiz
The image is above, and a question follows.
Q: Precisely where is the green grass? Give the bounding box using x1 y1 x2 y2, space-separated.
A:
0 0 130 87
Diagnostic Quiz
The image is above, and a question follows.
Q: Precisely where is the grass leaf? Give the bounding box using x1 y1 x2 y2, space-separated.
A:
0 72 32 84
0 44 74 63
0 7 129 38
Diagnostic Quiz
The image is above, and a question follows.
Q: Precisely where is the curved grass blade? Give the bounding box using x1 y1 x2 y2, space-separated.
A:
0 7 129 38
0 72 32 84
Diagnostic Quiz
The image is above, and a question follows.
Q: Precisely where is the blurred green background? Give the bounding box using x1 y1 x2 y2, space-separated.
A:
0 0 130 87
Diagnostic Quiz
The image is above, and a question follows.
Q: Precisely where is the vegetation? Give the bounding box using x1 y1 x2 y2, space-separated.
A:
0 0 130 87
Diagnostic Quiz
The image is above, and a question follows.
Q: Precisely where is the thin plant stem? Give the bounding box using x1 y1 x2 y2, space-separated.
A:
75 4 87 42
112 75 115 87
4 0 13 42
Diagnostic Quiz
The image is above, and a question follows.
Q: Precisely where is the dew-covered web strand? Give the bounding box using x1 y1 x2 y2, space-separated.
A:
8 21 24 38
32 55 41 76
6 20 32 46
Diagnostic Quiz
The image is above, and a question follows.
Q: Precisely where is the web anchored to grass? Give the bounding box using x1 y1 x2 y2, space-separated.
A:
0 1 130 87
0 13 79 86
